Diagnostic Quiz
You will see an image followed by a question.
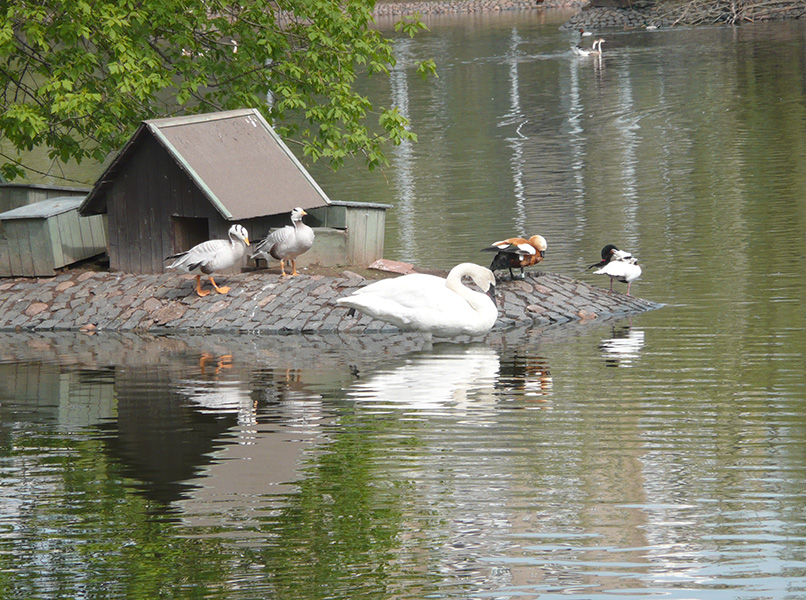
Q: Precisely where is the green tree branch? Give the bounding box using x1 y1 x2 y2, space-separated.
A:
0 0 432 181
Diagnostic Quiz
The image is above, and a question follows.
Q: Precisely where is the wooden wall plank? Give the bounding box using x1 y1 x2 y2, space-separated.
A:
109 188 126 272
48 215 66 268
27 220 52 276
6 222 24 275
0 238 11 277
74 213 91 258
122 161 142 274
60 212 79 266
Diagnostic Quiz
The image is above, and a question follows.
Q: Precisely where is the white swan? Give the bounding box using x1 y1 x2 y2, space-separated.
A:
572 38 605 57
252 207 315 276
594 255 642 295
336 262 498 338
165 224 250 297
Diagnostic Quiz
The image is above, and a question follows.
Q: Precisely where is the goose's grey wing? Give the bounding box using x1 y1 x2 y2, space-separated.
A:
253 225 292 258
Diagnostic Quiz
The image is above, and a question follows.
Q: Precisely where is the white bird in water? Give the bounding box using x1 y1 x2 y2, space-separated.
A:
165 224 250 297
572 38 605 57
252 207 315 277
336 262 498 339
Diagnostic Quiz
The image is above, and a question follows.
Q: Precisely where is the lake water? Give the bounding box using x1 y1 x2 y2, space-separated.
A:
3 10 806 599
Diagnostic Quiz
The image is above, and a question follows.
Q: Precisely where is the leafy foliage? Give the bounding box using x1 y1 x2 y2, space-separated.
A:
0 0 435 181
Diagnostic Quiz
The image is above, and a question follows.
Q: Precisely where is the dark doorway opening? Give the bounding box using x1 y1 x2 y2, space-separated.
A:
171 217 208 253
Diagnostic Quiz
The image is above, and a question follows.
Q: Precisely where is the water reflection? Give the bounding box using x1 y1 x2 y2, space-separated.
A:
390 37 418 262
599 322 645 367
4 13 806 600
498 349 553 399
347 344 500 414
501 27 529 231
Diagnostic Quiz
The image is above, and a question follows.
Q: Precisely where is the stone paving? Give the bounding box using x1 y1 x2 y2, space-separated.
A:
0 268 660 337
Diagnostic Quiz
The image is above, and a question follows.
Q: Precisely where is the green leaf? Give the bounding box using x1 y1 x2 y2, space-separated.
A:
0 0 434 179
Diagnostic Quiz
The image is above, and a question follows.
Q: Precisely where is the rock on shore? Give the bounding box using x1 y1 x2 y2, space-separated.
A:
373 0 586 18
372 0 674 31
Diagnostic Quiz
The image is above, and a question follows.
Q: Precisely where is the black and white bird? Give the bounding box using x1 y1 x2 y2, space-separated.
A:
587 244 633 270
252 207 315 277
587 244 641 295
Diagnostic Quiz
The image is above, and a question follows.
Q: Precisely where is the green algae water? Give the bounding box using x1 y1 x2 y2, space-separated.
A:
3 12 806 600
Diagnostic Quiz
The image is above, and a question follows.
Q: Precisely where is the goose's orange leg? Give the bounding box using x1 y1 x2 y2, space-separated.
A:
195 275 211 297
209 275 230 294
290 259 299 276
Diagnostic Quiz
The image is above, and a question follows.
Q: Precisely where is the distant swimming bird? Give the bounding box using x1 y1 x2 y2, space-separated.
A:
591 248 642 295
482 235 547 280
252 207 315 277
165 224 250 297
336 263 498 338
572 38 605 57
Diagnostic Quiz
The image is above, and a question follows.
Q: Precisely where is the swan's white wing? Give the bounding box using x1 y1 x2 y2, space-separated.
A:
337 273 492 336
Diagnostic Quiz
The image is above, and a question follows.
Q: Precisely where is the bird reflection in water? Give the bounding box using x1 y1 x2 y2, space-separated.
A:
497 351 553 403
599 323 645 367
347 345 500 413
251 367 326 429
199 352 233 376
174 352 257 427
178 380 257 427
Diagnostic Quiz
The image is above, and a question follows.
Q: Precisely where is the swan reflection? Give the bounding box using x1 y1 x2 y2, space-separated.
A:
600 325 645 367
347 346 500 413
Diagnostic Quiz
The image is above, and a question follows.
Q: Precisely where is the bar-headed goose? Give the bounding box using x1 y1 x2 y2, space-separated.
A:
165 224 250 297
252 207 315 277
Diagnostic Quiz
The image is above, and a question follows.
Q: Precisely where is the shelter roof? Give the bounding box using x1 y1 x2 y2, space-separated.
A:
80 109 331 220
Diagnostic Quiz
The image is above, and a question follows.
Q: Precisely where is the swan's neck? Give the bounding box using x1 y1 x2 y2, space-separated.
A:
446 271 487 312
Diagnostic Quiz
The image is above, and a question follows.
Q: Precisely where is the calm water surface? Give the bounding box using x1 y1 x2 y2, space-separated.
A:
3 11 806 600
